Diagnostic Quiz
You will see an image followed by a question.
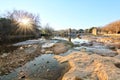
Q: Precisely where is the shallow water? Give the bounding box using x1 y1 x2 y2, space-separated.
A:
0 37 89 80
0 54 68 80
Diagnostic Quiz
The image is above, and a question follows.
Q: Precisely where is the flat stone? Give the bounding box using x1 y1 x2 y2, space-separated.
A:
45 51 53 54
55 52 120 80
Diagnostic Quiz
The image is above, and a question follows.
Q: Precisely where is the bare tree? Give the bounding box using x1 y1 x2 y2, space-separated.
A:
41 24 54 39
43 24 54 35
5 10 41 35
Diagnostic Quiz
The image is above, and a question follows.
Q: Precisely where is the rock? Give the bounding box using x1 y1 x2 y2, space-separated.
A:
53 43 68 54
18 71 26 79
117 49 120 54
106 42 120 49
114 55 120 59
85 47 118 57
19 75 25 79
107 45 116 50
46 61 49 63
94 49 117 57
47 69 50 72
80 47 87 52
24 46 37 54
1 53 8 58
5 72 9 75
96 37 113 43
34 64 36 66
20 59 25 62
42 42 55 48
73 47 82 51
55 52 120 80
45 51 53 54
41 49 45 53
19 47 24 50
80 42 93 46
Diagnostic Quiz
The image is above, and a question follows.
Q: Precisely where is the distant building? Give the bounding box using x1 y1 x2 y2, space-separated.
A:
92 28 98 35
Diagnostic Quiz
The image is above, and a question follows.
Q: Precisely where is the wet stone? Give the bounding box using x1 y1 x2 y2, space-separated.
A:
34 64 36 66
115 63 120 68
18 75 26 80
108 45 116 50
46 61 49 63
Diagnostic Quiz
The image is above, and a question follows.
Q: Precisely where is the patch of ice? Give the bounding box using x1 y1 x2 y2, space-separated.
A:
71 38 89 45
53 37 68 41
42 42 55 48
13 38 46 46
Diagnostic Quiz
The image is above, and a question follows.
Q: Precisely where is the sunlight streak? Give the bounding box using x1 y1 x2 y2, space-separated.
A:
18 18 30 25
15 17 35 34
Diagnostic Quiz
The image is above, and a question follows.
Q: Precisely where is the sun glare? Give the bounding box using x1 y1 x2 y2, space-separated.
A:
16 17 34 33
20 18 30 25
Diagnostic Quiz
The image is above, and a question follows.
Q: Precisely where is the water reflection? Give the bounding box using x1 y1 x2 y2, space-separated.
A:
0 37 88 80
0 54 67 80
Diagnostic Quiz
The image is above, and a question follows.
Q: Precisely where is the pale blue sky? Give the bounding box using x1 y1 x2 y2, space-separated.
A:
0 0 120 30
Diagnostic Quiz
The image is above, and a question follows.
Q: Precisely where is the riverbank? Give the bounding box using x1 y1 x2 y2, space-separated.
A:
1 35 120 80
0 38 73 80
0 44 42 75
54 35 120 80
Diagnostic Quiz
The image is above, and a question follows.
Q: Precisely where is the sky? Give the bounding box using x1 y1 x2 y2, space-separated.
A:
0 0 120 30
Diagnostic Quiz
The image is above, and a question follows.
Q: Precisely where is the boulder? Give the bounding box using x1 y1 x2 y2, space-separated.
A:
55 52 120 80
53 43 68 54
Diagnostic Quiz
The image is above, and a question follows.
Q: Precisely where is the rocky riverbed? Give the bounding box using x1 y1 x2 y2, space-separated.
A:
0 38 72 80
0 36 120 80
55 51 120 80
54 35 120 80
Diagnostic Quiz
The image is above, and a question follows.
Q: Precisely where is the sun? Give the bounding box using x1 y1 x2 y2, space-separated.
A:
19 18 30 25
18 18 32 26
16 17 34 34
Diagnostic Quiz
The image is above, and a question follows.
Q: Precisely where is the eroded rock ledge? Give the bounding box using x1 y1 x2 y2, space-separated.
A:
54 52 120 80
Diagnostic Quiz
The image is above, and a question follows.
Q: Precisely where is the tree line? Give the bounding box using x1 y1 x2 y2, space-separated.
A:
0 10 54 43
0 10 40 35
102 20 120 34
